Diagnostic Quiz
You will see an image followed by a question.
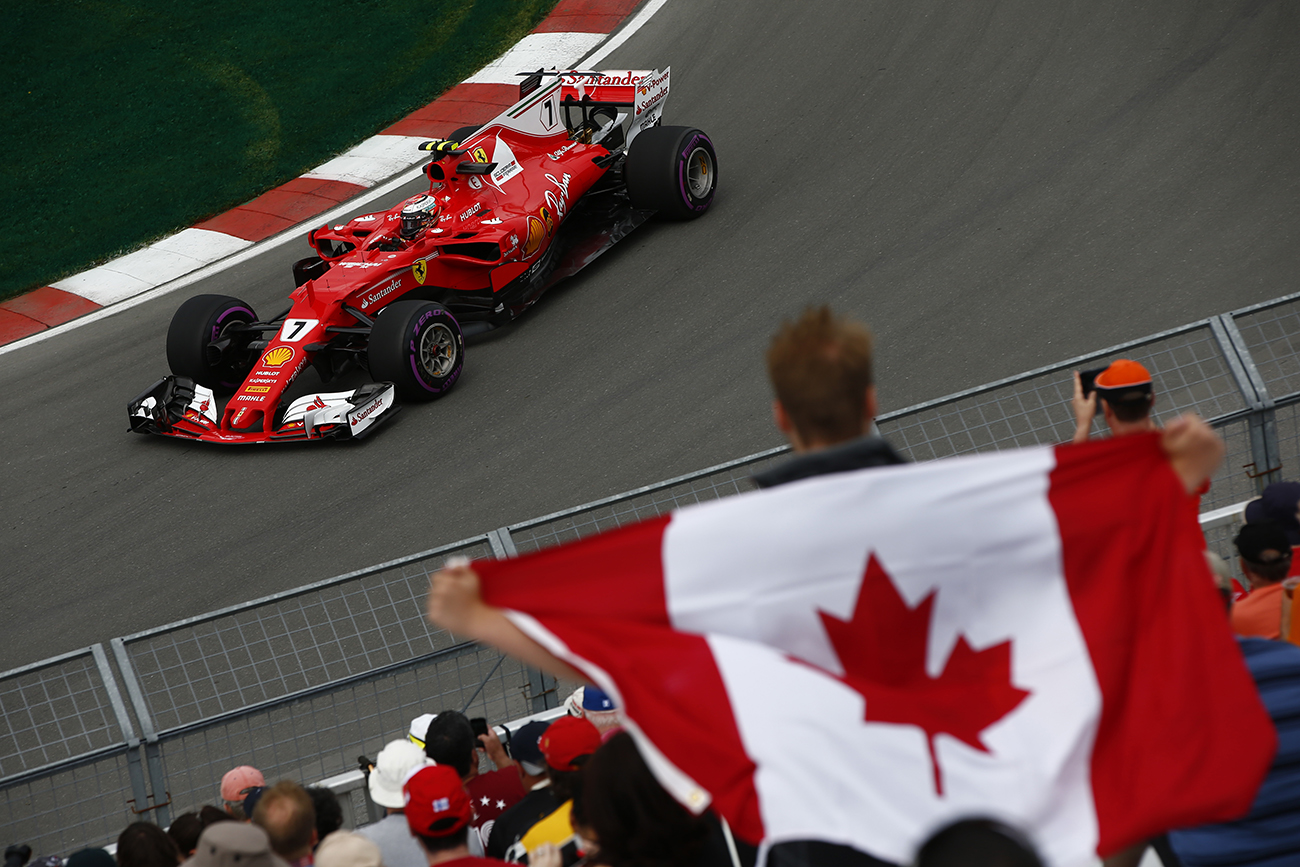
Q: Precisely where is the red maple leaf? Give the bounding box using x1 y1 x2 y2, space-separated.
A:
818 552 1030 796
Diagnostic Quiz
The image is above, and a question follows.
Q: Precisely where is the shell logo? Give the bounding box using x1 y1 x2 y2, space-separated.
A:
472 146 489 164
262 346 295 367
539 206 554 234
522 216 546 258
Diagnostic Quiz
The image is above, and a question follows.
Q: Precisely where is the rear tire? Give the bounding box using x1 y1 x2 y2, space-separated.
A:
625 126 718 219
166 294 259 392
368 300 465 402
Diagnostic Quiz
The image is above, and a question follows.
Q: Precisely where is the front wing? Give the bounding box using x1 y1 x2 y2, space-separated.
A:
127 377 400 444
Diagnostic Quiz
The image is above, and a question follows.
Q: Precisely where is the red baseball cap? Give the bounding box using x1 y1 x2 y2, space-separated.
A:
402 765 472 837
540 715 602 771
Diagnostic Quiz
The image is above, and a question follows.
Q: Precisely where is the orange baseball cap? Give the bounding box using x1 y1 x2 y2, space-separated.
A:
1094 359 1152 391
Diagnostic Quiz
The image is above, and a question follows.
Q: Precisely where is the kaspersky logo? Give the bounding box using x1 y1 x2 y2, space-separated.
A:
261 346 295 367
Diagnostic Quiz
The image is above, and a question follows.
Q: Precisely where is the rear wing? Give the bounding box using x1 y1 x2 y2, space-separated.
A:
476 67 671 150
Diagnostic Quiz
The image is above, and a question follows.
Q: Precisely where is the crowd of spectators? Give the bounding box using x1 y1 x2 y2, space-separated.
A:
11 308 1300 867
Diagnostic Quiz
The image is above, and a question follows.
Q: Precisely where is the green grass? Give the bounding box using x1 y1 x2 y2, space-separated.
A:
0 0 559 302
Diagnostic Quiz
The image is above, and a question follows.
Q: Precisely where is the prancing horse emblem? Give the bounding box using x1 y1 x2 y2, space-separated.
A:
413 259 428 284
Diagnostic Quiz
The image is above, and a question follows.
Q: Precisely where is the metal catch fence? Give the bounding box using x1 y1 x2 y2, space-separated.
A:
6 292 1300 855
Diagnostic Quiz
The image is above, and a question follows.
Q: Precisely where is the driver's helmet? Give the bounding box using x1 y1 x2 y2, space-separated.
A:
400 194 441 240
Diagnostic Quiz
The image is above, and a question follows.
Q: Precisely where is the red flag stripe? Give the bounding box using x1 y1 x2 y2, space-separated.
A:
478 515 673 624
1048 434 1276 856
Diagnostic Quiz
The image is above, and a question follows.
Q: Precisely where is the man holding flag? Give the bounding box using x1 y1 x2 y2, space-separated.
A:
425 411 1270 867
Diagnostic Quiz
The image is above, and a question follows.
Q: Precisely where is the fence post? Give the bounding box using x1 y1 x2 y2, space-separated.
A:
488 528 557 711
1211 315 1283 492
91 644 152 820
111 639 172 828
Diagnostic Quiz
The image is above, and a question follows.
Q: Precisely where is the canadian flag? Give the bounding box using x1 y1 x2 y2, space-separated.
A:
475 434 1275 867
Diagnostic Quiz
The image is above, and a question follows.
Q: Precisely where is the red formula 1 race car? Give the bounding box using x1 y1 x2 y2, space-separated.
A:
128 67 716 444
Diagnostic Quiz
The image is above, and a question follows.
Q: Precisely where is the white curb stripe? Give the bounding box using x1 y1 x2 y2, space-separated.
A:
302 134 431 186
53 229 253 306
465 32 606 84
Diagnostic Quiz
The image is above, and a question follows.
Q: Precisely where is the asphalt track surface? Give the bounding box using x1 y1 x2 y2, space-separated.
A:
4 0 1299 671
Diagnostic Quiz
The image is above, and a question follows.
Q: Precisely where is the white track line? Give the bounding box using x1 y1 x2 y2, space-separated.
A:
1 1 672 357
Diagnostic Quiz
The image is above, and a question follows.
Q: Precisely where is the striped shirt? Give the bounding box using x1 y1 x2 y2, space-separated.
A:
1169 638 1300 866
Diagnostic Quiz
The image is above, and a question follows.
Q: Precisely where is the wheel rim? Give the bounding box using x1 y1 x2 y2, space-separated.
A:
419 323 457 378
686 146 714 199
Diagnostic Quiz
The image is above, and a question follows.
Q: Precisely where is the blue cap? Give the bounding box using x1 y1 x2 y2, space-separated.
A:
581 686 616 711
510 720 550 770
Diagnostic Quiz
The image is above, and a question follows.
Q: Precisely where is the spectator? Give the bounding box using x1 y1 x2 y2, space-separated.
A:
575 688 622 739
753 306 905 489
421 711 496 856
167 814 205 859
117 823 181 867
198 806 231 829
221 767 266 820
486 722 558 860
183 822 288 867
572 731 756 867
306 789 344 848
1231 522 1293 639
408 714 438 750
1244 481 1300 545
401 765 498 866
313 833 384 867
252 782 317 867
912 819 1044 867
1245 481 1300 578
358 740 434 867
1071 359 1157 445
465 722 526 851
1167 598 1300 863
511 716 603 865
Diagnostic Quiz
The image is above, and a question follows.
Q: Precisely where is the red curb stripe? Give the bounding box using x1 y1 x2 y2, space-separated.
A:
533 0 644 32
0 309 49 344
195 179 367 242
383 83 520 137
2 286 102 327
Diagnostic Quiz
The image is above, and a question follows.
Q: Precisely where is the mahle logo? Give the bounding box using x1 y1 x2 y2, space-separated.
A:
262 346 295 367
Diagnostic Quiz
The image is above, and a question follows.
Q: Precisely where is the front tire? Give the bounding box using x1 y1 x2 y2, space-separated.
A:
166 294 259 392
368 300 465 402
625 126 718 219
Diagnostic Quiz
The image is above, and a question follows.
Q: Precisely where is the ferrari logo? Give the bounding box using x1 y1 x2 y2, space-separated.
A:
539 206 554 234
473 147 489 164
413 259 428 284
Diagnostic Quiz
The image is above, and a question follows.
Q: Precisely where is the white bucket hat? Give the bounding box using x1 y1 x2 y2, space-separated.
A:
369 739 433 809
